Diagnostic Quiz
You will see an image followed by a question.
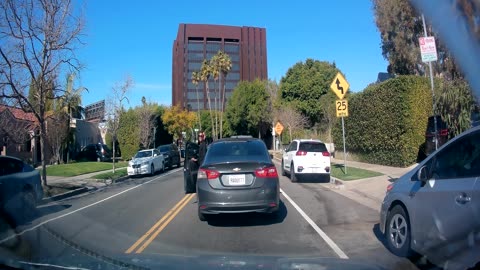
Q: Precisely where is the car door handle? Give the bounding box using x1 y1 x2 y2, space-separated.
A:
455 193 471 205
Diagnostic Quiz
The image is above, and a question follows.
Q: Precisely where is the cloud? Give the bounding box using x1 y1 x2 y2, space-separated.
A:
134 83 171 91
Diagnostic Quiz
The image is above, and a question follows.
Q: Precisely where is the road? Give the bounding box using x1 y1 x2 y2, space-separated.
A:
0 162 426 270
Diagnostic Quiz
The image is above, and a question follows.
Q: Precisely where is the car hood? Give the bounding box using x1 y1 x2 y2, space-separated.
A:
6 253 385 270
130 157 152 164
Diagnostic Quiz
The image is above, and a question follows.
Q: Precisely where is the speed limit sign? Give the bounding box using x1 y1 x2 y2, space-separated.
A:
336 100 349 117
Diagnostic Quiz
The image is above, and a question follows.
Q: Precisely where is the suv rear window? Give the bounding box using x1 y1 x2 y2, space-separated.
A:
299 142 327 152
159 145 170 152
204 140 270 164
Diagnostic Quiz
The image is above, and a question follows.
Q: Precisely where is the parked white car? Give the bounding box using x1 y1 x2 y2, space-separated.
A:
128 149 165 176
281 139 331 182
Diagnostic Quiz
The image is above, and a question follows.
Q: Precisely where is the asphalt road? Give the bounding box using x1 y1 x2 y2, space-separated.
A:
0 163 428 270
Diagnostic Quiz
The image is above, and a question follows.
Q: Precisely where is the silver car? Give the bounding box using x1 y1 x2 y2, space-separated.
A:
196 137 280 221
380 126 480 266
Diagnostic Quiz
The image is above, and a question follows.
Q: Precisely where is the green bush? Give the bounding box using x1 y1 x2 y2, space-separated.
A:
333 76 435 167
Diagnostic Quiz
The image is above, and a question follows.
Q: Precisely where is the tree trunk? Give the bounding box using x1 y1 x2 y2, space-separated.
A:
40 121 47 186
219 74 224 139
206 86 215 140
112 135 116 173
195 86 202 131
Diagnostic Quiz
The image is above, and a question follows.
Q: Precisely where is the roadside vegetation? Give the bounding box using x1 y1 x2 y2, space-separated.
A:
331 164 383 181
43 162 128 177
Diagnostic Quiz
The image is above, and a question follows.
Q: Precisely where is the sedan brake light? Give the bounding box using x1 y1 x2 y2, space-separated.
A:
386 183 394 193
296 151 307 156
198 169 220 180
254 166 278 178
322 151 330 156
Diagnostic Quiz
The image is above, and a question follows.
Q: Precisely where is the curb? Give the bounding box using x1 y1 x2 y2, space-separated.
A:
42 186 92 203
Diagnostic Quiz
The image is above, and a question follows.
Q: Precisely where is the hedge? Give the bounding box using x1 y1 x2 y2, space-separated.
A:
332 76 435 167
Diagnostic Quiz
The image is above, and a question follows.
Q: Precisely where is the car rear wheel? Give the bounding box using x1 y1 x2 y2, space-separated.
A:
198 207 207 221
281 160 286 176
385 205 412 257
290 162 297 182
150 164 155 176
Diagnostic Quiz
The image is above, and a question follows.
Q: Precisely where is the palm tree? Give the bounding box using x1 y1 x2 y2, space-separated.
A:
191 71 202 131
210 54 221 140
200 59 215 139
218 51 232 138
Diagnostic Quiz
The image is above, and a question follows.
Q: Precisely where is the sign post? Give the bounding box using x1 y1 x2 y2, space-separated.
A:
330 73 350 174
420 14 439 151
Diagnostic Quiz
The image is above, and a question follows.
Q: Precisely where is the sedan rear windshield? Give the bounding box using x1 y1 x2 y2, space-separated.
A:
299 142 327 152
204 140 270 164
158 145 170 152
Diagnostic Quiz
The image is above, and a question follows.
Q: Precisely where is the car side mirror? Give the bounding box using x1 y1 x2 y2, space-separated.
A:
416 166 429 181
154 154 157 157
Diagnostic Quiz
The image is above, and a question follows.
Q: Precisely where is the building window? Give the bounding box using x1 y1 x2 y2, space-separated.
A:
228 72 240 80
230 62 240 72
224 44 240 53
206 42 221 52
187 52 204 61
188 81 204 88
188 102 204 110
187 42 204 51
229 54 240 61
187 92 204 99
188 61 202 71
225 81 238 89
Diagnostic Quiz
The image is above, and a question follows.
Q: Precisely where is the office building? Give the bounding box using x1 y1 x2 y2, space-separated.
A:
172 23 268 111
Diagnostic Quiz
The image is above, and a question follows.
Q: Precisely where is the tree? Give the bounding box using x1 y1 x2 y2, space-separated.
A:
318 92 338 142
117 108 139 160
191 71 202 131
199 60 215 139
436 79 476 138
106 75 133 173
46 112 69 164
211 51 232 139
280 59 339 126
137 96 156 149
0 0 84 186
372 0 463 79
161 105 197 140
225 79 272 138
275 105 308 143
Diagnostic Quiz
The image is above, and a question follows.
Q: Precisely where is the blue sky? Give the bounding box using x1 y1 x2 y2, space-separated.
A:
78 0 388 109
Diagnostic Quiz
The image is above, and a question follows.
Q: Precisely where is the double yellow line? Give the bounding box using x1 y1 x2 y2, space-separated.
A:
125 193 195 254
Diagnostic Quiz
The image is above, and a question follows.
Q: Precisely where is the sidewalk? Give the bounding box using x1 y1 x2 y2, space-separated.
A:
44 167 128 201
329 158 418 211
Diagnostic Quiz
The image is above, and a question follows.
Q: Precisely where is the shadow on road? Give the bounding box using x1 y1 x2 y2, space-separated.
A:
372 223 443 270
3 204 72 228
294 174 331 183
206 200 288 227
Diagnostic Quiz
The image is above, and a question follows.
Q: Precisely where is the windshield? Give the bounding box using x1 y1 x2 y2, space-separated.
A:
204 140 271 164
134 151 153 158
2 1 479 270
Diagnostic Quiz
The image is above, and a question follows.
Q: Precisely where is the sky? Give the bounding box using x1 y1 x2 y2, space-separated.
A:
77 0 388 109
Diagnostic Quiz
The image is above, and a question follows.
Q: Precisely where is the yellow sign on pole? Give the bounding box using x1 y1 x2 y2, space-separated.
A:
330 73 350 100
275 122 284 135
336 99 349 118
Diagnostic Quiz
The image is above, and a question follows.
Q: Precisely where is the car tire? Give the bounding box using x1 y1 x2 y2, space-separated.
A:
281 160 286 176
21 189 36 220
290 162 297 182
385 205 413 257
176 158 181 168
198 207 207 221
150 164 155 176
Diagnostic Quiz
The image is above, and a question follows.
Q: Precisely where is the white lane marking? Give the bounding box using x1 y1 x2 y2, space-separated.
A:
280 188 349 259
0 168 183 244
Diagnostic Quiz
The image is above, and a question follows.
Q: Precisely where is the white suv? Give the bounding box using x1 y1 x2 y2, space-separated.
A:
281 139 331 182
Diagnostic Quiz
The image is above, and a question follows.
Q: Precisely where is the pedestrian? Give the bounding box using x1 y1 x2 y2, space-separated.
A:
191 131 207 166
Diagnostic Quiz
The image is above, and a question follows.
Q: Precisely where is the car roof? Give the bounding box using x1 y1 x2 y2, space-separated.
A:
215 137 262 143
294 139 324 143
139 149 155 152
0 155 23 162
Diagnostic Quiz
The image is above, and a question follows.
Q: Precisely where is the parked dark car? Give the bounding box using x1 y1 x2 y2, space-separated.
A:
157 144 181 169
196 137 280 221
0 156 43 219
76 143 112 162
424 115 449 156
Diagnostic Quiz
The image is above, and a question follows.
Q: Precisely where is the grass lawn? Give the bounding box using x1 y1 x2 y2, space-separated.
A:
43 161 128 177
94 168 128 181
331 163 383 181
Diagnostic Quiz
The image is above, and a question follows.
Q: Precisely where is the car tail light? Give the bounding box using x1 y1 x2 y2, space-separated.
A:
386 183 394 193
440 129 448 136
296 151 307 156
198 169 220 180
322 151 330 156
255 166 278 178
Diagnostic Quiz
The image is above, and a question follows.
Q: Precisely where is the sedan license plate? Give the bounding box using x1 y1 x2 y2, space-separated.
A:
229 174 246 185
